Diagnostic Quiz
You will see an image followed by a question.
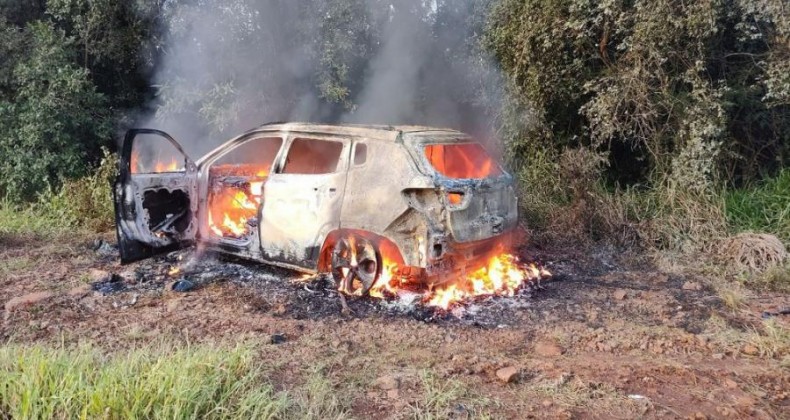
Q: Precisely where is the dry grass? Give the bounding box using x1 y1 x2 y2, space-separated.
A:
406 371 489 420
521 371 640 416
719 233 788 274
715 282 749 311
746 263 790 292
706 315 790 359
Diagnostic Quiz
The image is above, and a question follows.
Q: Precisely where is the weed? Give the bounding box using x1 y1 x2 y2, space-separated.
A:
408 371 489 419
0 341 289 419
715 282 749 311
288 366 350 420
746 263 790 292
0 149 116 237
726 168 790 244
0 256 35 276
706 315 790 358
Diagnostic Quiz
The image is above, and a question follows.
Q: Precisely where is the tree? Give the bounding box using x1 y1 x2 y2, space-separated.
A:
487 0 790 188
0 22 110 200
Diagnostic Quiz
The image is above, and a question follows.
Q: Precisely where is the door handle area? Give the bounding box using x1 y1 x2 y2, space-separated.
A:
313 187 337 193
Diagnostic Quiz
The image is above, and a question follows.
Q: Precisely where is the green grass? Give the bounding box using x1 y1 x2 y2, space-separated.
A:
726 168 790 244
0 342 289 419
407 371 491 419
0 150 116 237
0 200 68 237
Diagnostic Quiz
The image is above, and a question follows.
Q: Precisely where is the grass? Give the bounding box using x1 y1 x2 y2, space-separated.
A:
0 342 290 419
520 371 638 415
726 168 790 244
706 315 790 359
715 282 749 311
0 255 35 276
289 366 350 420
0 340 503 419
407 371 489 419
0 201 68 237
745 263 790 292
0 149 116 238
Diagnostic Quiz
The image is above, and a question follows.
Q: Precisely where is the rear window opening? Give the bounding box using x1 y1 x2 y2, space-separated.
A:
207 137 282 240
424 143 503 179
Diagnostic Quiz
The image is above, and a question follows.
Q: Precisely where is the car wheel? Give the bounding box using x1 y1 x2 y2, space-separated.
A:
331 236 381 296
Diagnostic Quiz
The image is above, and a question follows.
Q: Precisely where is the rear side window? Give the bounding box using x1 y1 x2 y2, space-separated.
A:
354 143 367 166
282 138 344 174
424 143 503 179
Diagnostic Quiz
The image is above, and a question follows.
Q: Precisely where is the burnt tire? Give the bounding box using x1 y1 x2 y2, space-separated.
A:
331 236 381 296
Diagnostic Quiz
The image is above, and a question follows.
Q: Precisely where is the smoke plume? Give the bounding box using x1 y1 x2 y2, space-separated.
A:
138 0 501 157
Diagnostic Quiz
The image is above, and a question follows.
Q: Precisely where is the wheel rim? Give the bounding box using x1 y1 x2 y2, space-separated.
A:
331 236 380 296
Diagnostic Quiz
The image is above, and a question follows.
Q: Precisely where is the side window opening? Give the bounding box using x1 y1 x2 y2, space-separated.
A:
282 138 344 174
131 134 186 174
207 136 283 239
354 143 367 166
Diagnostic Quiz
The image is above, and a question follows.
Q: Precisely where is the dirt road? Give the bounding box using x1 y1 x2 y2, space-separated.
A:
2 233 788 418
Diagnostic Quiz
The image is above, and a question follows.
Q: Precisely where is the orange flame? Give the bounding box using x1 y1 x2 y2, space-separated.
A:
425 254 548 309
424 143 502 179
154 158 180 173
369 250 550 310
207 164 269 238
130 149 182 174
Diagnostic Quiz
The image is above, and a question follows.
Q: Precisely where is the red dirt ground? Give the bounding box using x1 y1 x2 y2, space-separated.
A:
1 232 788 419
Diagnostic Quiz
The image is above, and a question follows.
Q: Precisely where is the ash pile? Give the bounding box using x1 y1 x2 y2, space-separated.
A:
93 243 553 328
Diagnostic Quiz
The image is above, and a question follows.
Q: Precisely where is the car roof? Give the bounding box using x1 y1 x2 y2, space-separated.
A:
251 122 468 142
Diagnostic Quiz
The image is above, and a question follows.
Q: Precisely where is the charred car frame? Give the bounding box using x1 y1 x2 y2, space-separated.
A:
114 123 518 295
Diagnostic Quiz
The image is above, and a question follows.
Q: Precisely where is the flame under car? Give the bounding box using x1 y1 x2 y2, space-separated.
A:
114 123 520 296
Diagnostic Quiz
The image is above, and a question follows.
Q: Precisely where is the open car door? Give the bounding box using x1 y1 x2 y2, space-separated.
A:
114 129 197 264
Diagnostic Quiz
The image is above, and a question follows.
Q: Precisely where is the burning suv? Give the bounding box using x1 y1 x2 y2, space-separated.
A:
114 123 519 297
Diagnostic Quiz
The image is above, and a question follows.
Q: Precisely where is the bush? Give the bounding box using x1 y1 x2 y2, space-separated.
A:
40 148 117 232
0 150 116 237
489 0 789 250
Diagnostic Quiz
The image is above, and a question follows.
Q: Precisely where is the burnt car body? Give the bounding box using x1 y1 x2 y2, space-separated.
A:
114 123 518 294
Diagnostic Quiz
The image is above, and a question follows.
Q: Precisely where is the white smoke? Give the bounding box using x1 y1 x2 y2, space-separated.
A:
138 0 502 157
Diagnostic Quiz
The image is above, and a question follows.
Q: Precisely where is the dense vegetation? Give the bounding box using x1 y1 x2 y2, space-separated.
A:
0 0 787 249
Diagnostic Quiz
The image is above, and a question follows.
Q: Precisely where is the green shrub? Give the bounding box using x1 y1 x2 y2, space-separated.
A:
0 21 111 201
726 168 790 244
0 342 289 419
0 149 116 237
40 148 117 232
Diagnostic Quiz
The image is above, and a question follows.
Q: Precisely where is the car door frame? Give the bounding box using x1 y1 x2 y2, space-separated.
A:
114 129 198 264
258 133 351 269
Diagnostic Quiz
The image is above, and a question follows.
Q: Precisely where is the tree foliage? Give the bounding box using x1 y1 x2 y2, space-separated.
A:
0 21 109 199
487 0 790 189
0 1 162 200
